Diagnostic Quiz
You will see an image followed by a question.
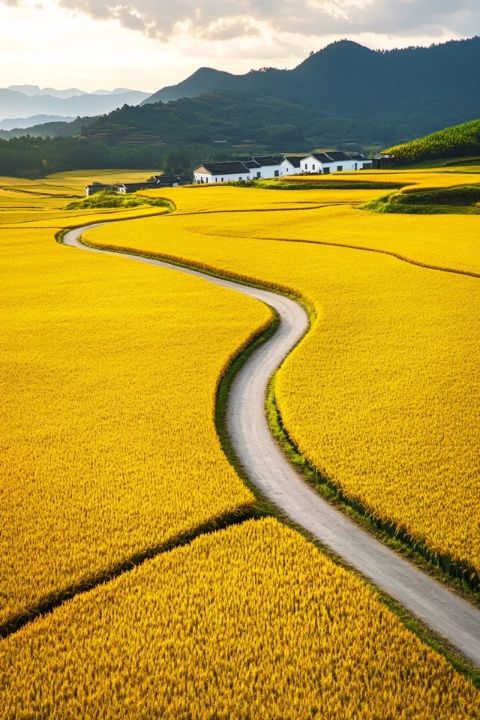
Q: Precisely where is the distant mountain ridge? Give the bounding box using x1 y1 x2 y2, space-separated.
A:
0 116 94 141
0 87 149 122
0 115 75 131
8 85 143 98
144 37 480 137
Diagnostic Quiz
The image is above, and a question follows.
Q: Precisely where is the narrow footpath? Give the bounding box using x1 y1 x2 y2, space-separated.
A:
63 222 480 669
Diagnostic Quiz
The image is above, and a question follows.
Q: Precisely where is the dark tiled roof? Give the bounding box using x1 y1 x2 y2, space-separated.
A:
310 152 334 163
350 154 368 161
252 155 283 166
243 159 261 168
324 151 350 162
283 156 302 168
197 161 250 175
121 182 159 192
152 174 191 185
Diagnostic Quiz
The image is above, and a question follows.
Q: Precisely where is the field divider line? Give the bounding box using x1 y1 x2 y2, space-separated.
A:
0 507 259 641
60 221 480 671
257 235 480 280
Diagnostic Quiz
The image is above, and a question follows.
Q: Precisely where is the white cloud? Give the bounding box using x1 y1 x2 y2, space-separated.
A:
49 0 480 40
0 0 477 91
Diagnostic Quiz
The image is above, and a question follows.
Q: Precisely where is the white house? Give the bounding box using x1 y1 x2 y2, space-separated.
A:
250 155 284 179
280 156 303 176
194 161 251 184
194 156 285 184
300 151 372 175
193 150 372 184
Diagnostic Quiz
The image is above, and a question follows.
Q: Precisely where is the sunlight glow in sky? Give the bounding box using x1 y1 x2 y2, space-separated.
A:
0 0 477 92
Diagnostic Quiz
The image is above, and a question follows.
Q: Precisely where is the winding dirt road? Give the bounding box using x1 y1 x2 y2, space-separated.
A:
63 223 480 668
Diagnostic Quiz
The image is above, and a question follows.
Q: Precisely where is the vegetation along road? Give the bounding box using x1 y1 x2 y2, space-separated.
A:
63 221 480 669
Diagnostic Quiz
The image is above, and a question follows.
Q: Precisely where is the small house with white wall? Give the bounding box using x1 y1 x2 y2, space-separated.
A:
193 150 372 184
193 156 285 184
301 151 372 174
280 156 303 176
194 161 251 184
250 155 284 179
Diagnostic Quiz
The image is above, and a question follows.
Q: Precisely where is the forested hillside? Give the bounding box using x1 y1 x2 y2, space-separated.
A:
145 37 480 137
84 91 394 148
0 137 157 177
4 37 480 177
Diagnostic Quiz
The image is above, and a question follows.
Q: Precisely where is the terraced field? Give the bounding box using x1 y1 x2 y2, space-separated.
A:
1 170 479 716
88 170 480 577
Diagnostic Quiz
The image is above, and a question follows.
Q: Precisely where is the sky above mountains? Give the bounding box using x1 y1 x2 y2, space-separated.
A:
1 0 479 91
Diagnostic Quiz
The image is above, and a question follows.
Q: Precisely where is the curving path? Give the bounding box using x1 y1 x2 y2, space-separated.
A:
63 223 480 669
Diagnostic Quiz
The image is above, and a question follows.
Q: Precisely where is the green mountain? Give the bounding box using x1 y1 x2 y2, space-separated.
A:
144 37 480 138
84 90 395 148
385 118 480 163
0 116 94 141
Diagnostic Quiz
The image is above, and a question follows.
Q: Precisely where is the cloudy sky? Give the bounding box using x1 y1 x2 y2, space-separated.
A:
1 0 479 91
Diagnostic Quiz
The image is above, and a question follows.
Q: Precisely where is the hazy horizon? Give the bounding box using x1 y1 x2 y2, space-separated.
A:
2 33 479 96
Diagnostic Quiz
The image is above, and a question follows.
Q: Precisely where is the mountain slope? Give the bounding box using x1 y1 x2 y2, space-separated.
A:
148 68 239 103
144 37 480 137
385 118 480 163
85 90 395 147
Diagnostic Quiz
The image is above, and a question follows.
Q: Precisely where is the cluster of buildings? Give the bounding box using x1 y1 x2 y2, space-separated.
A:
193 150 372 184
85 149 383 196
85 174 190 197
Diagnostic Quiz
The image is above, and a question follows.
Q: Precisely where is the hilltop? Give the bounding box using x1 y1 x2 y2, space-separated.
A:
144 37 480 138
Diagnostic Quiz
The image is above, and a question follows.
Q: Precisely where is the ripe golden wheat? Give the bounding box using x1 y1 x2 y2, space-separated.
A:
1 519 478 720
87 174 480 572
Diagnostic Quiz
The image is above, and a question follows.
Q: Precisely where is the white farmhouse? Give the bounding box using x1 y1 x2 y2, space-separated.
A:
280 156 303 176
301 151 371 174
193 150 372 184
250 155 284 179
193 156 284 183
193 161 251 184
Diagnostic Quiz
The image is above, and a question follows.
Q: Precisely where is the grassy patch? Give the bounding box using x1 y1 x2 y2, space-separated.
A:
66 190 174 211
364 184 480 215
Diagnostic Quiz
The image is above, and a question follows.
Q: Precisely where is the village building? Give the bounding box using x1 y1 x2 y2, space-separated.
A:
250 155 284 179
300 150 371 174
372 154 394 169
193 161 252 184
85 174 190 196
193 150 372 184
280 156 303 175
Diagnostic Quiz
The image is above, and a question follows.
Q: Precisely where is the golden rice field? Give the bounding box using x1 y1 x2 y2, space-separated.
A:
1 170 479 716
1 518 478 720
87 170 480 573
0 182 272 625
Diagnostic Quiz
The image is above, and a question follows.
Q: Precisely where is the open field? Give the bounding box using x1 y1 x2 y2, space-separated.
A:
1 518 478 720
0 183 270 625
87 169 480 577
1 169 479 714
